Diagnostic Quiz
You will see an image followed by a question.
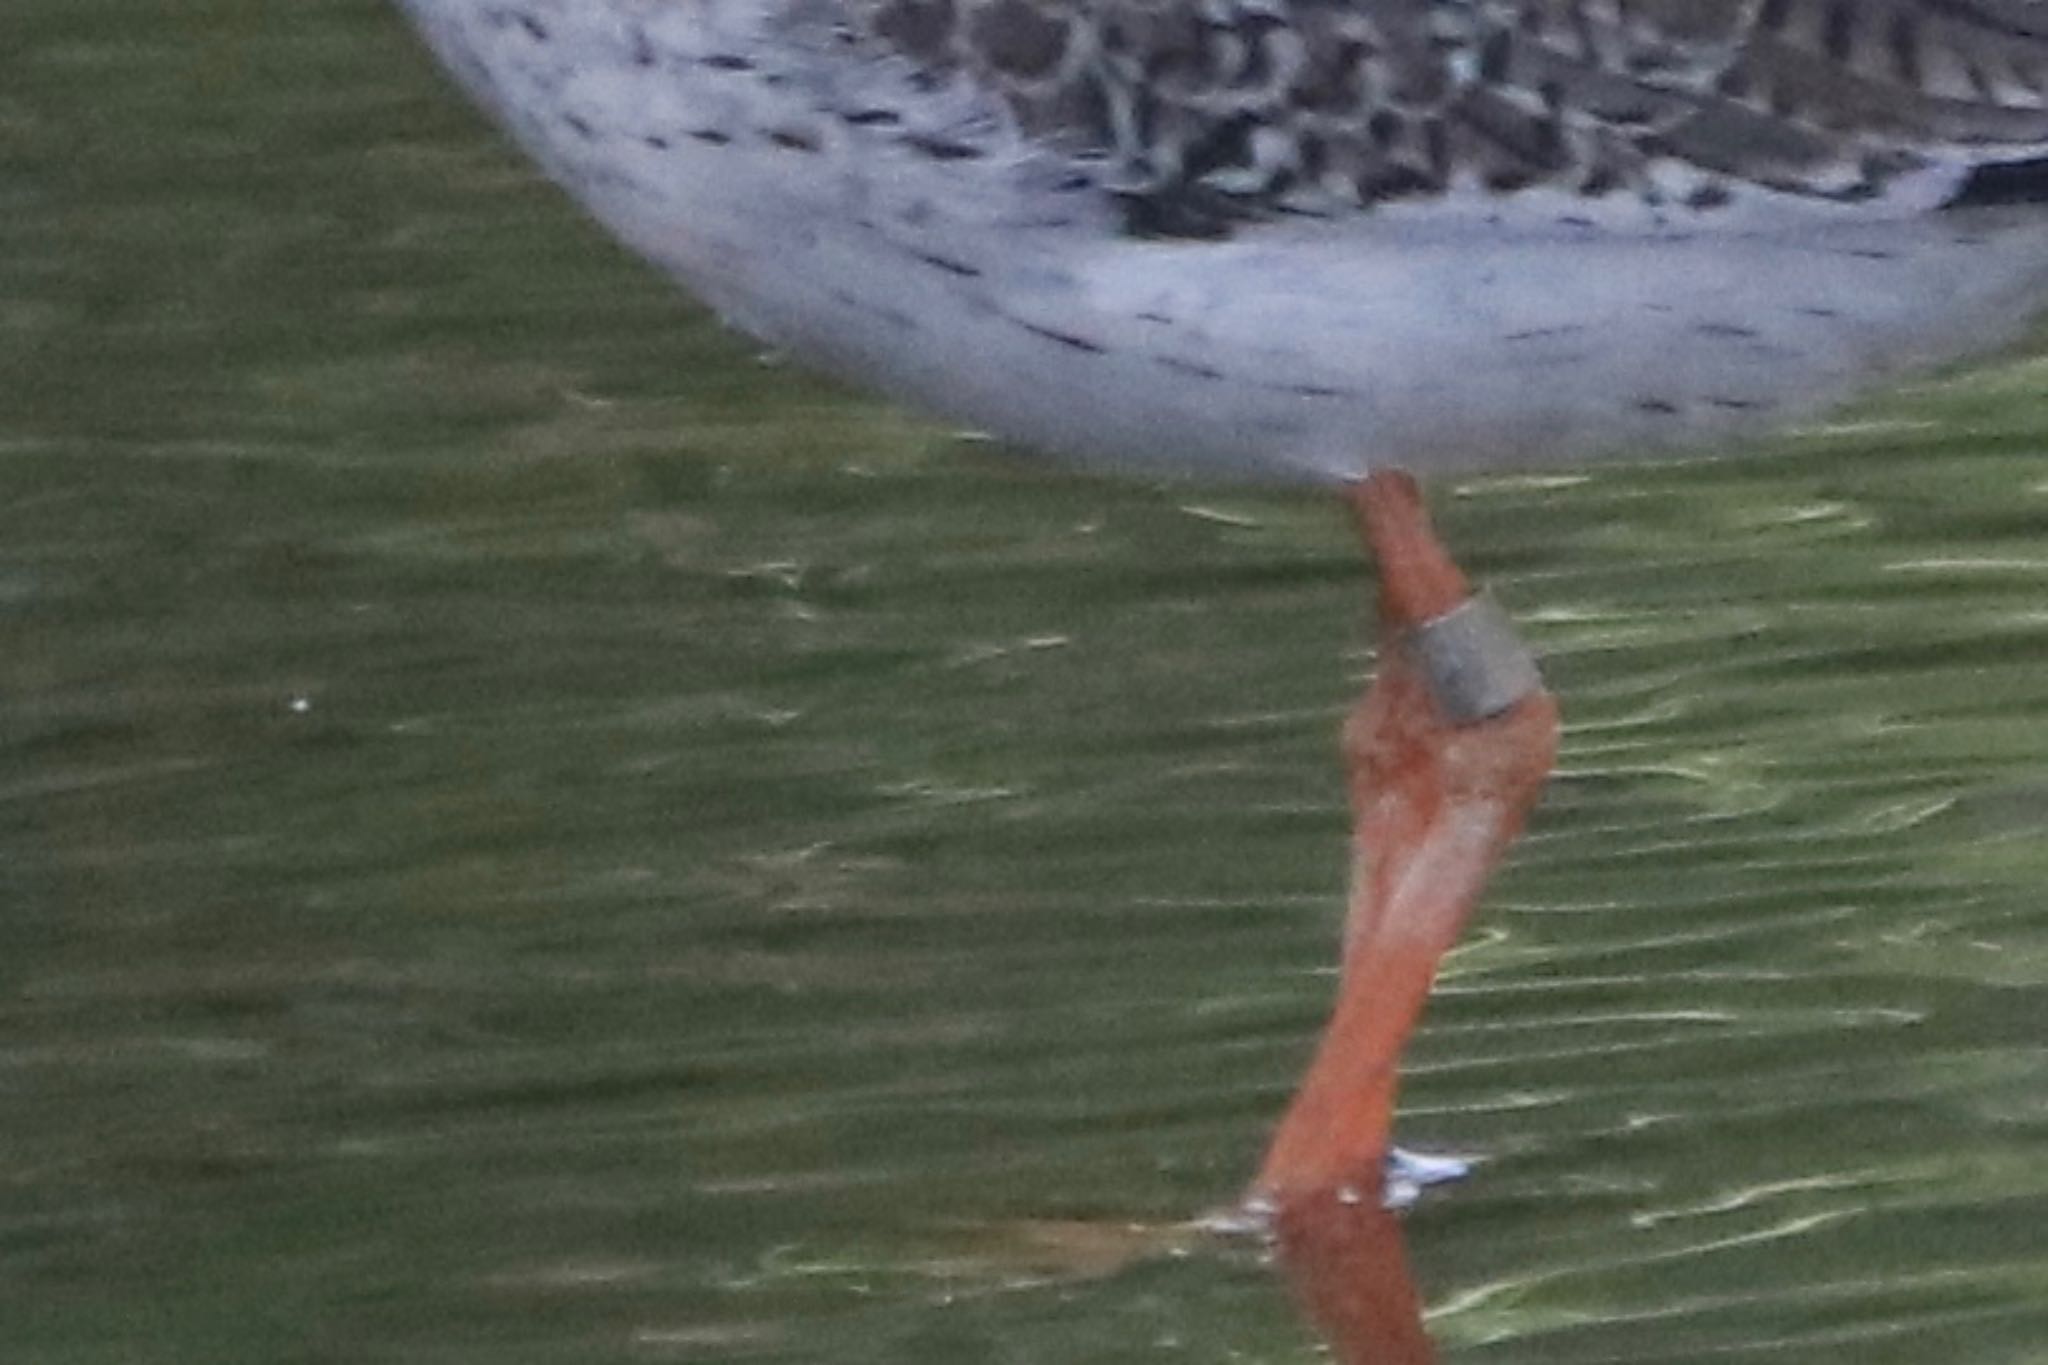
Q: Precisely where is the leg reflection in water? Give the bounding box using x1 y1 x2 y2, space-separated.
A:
1274 1192 1435 1365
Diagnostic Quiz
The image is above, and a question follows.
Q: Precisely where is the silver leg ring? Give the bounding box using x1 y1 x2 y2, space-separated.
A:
1404 593 1543 725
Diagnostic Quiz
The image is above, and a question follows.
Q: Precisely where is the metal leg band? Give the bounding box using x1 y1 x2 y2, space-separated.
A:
1403 593 1543 725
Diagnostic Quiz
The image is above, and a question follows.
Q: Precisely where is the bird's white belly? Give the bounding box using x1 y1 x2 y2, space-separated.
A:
401 0 2048 483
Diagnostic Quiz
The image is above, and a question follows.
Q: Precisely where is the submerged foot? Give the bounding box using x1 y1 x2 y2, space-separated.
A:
1205 1145 1477 1237
1382 1146 1473 1210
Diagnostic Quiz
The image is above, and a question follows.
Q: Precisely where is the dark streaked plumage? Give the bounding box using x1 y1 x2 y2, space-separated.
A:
856 0 2048 227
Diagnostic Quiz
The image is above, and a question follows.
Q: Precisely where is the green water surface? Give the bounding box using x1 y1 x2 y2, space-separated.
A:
5 3 2048 1361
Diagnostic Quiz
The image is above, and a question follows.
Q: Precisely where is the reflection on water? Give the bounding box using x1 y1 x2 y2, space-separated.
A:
1276 1194 1434 1365
8 1 2048 1361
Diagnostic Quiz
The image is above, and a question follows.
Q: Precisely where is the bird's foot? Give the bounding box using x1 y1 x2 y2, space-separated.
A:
1382 1146 1474 1210
1204 1147 1475 1237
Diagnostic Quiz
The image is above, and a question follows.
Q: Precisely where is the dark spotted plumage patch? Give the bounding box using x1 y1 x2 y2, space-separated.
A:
846 0 2048 236
966 0 1068 80
1953 154 2048 205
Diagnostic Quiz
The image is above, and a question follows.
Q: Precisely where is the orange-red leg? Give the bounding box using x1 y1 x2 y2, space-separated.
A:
1252 472 1559 1204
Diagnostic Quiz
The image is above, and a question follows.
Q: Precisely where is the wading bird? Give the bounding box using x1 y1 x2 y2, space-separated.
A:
395 0 2048 1210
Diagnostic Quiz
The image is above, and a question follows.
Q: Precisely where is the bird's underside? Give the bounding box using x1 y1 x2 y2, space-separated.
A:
854 0 2048 232
397 0 2048 477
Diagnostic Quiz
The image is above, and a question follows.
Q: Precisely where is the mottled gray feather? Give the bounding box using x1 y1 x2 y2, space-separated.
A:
852 0 2048 224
